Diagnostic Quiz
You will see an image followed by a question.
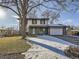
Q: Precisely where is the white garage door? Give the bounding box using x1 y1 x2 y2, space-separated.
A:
50 28 63 35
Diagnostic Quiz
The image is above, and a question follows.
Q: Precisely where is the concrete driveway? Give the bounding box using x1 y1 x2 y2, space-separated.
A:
27 35 76 59
38 35 75 45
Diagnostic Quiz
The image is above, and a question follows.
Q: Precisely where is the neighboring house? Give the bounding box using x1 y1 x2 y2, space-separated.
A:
25 18 68 35
70 30 79 35
0 29 7 37
0 28 19 37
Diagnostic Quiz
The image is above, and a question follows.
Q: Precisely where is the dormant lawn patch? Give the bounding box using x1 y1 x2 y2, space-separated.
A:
0 36 31 54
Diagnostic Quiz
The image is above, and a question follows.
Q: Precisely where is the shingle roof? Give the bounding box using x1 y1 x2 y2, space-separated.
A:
48 24 68 27
27 18 49 20
18 18 49 20
29 24 68 28
29 24 48 27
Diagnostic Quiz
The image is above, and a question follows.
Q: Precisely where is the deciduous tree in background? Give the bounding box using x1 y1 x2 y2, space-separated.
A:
0 0 79 39
28 8 38 18
42 10 60 24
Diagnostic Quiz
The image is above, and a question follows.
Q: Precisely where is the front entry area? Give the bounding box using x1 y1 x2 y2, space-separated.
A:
29 27 48 35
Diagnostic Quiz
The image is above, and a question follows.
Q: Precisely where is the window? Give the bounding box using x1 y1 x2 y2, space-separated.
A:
40 20 45 24
32 20 37 24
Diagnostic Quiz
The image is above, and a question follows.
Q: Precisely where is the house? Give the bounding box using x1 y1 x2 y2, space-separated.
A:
0 27 19 37
24 18 68 35
66 26 79 35
0 28 7 37
70 30 79 35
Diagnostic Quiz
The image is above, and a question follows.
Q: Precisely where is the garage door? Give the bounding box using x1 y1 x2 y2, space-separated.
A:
50 28 63 35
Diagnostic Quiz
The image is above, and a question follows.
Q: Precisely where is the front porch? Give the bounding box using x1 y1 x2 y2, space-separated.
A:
29 25 48 35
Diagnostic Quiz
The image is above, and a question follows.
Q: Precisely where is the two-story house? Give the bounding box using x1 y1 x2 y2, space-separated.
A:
25 18 68 35
27 18 48 35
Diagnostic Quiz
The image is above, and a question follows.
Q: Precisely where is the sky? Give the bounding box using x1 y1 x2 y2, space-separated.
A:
0 8 19 29
57 10 79 26
0 1 79 29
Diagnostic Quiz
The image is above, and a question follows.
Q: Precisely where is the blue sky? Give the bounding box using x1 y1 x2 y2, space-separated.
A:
0 8 19 29
58 10 79 26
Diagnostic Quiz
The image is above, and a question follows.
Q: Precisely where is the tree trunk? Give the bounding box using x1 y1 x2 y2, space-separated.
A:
20 17 27 39
19 0 28 39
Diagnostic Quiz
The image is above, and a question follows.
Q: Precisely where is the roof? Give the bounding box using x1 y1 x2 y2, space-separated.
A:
29 25 48 28
48 24 69 27
27 18 49 20
18 18 49 20
29 24 68 28
71 30 79 32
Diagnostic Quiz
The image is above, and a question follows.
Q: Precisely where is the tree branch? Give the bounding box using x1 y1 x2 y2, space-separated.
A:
0 4 19 16
40 4 60 10
27 4 41 13
27 0 61 14
43 0 53 2
15 0 22 17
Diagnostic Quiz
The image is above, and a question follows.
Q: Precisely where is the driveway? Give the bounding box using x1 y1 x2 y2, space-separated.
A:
38 35 75 45
27 35 76 59
53 35 79 45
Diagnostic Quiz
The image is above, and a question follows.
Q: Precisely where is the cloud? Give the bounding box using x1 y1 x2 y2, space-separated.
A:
56 19 73 25
77 10 79 12
62 19 73 25
12 15 19 18
0 8 6 19
16 20 19 22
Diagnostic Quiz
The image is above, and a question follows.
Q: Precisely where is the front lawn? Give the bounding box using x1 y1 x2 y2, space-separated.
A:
0 36 31 54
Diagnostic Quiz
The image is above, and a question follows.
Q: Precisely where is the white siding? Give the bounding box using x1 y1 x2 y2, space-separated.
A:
26 20 48 32
36 20 48 25
45 20 48 25
37 20 40 25
49 28 63 35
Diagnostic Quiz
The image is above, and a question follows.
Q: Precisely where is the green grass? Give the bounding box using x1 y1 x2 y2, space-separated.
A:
0 36 31 54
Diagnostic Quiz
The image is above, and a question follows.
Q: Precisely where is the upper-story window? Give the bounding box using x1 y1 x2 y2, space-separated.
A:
32 19 37 24
40 20 45 24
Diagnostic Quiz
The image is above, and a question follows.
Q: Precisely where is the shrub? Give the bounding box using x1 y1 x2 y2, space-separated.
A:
76 32 79 36
64 45 79 57
26 32 37 37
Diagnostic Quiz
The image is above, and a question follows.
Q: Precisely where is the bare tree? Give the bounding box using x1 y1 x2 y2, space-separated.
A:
0 0 45 39
28 8 37 18
0 0 79 39
50 11 60 24
42 10 50 18
42 10 60 24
